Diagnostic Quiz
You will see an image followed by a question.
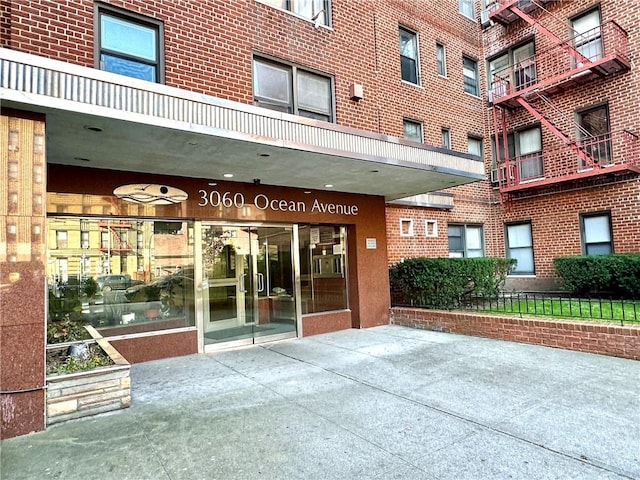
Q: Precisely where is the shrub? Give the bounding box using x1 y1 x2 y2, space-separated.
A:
389 257 515 308
553 254 640 298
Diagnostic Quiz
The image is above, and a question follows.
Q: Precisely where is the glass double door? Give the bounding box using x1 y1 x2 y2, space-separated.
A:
201 224 297 348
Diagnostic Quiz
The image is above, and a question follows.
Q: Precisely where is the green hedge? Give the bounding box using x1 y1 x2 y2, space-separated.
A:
389 257 516 308
553 254 640 298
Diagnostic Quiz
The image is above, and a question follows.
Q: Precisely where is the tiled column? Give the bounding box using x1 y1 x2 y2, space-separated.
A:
0 112 47 438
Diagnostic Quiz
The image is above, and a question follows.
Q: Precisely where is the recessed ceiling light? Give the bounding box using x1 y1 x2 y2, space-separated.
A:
223 173 234 178
83 126 103 132
324 184 333 188
303 190 312 194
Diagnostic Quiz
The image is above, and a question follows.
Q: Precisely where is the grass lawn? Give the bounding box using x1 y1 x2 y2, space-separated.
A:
471 296 640 325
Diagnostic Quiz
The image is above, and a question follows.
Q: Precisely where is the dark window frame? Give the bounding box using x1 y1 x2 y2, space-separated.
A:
463 56 479 96
580 211 613 255
576 102 612 167
94 2 165 83
403 119 423 143
399 27 420 85
448 224 485 258
436 42 447 77
252 56 335 122
505 221 535 275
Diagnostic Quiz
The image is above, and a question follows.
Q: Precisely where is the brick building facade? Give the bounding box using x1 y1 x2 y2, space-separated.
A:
0 0 637 438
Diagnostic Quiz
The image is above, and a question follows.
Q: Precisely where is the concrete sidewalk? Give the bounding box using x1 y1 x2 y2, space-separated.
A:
2 325 639 480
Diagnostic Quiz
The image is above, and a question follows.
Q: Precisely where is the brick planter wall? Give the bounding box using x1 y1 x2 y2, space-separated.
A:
390 307 640 360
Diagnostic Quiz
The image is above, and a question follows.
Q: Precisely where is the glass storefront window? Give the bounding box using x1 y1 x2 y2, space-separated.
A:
298 225 348 314
47 217 195 342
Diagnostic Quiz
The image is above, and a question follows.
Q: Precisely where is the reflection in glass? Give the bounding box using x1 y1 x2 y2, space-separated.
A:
299 225 348 314
46 217 194 343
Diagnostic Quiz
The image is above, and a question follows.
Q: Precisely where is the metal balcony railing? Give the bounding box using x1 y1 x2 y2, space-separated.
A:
494 130 639 191
489 21 630 106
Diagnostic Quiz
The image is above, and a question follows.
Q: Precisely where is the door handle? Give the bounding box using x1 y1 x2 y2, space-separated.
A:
257 273 265 293
239 273 247 293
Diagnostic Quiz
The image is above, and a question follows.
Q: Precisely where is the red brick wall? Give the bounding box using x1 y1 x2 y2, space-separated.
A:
3 0 638 287
391 307 640 360
386 0 640 290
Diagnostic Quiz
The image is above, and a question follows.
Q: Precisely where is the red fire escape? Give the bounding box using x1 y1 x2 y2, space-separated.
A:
99 220 133 253
487 0 637 201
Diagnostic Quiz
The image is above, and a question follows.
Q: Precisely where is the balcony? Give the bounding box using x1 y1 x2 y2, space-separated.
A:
489 21 630 108
496 130 640 193
487 0 557 26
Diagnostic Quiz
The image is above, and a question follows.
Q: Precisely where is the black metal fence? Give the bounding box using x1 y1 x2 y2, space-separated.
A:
391 291 640 326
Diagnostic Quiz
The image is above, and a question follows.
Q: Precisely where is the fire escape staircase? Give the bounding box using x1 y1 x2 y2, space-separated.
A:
488 0 636 197
99 220 133 253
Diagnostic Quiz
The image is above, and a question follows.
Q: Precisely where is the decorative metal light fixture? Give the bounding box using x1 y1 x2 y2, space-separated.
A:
113 184 188 205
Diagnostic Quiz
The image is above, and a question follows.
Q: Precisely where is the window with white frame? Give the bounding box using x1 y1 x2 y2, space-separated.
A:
441 128 451 149
506 222 534 274
425 220 438 238
467 136 482 156
459 0 475 19
96 5 163 82
400 219 414 237
463 56 479 96
253 57 333 121
436 43 447 76
448 224 484 258
399 27 420 84
404 119 423 143
260 0 329 27
581 212 613 255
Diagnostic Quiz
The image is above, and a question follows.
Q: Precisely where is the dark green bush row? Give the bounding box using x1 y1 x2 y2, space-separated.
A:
389 257 516 308
553 254 640 298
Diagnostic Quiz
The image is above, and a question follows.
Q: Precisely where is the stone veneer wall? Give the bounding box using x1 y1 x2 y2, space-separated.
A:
391 307 640 360
46 328 131 425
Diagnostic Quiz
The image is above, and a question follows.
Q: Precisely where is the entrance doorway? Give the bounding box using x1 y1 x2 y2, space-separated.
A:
201 224 297 349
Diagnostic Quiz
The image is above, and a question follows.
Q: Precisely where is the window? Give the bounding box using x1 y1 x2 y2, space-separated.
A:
97 6 163 82
436 43 447 76
441 128 451 149
467 136 482 156
491 126 542 183
488 41 536 99
253 58 333 121
400 219 414 237
448 225 484 258
425 220 438 238
459 0 475 19
260 0 329 27
47 217 195 340
299 224 348 314
404 119 423 143
81 231 90 250
577 104 611 167
399 27 419 84
506 222 534 274
571 8 602 64
517 126 543 180
56 231 68 249
463 57 479 96
581 212 613 255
